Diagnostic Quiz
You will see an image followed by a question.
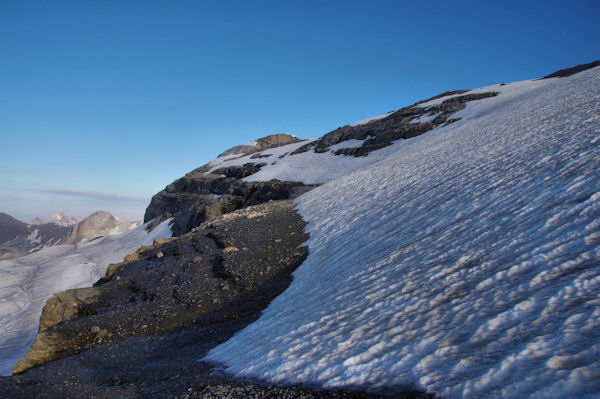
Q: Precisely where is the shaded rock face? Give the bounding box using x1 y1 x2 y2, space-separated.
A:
292 92 498 157
218 133 301 158
66 211 130 244
144 133 315 237
144 165 315 237
0 213 29 245
13 200 309 375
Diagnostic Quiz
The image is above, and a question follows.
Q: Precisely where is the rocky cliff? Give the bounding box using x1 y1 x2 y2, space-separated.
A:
144 134 316 236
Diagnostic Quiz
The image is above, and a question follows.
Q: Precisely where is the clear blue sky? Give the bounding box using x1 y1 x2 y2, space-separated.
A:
1 0 598 222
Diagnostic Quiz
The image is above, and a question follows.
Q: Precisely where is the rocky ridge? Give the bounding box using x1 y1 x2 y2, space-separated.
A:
143 92 500 238
0 213 72 260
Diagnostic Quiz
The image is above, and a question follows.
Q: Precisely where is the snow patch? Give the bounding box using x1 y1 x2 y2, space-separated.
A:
411 111 442 124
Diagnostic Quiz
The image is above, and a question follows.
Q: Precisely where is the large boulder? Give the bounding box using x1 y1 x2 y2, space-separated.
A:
66 211 132 244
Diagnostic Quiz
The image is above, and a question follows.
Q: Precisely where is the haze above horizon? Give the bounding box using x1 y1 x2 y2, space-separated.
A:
1 0 598 222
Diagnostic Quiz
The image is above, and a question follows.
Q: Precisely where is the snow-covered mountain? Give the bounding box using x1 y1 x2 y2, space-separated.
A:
0 211 141 260
0 213 72 260
200 66 600 398
48 212 78 227
1 62 598 398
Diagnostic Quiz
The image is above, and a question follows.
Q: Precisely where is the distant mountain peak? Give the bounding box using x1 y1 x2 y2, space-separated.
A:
48 212 78 227
29 217 44 225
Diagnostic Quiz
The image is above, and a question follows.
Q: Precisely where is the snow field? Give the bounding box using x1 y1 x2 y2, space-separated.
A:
205 68 600 398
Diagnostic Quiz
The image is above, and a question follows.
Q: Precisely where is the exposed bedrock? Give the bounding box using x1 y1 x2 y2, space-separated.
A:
13 200 309 375
144 134 316 237
218 133 301 158
144 168 315 236
292 92 498 156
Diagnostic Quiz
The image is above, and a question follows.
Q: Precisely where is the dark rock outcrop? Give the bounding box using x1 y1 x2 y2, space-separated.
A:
291 92 498 157
144 165 316 237
543 60 600 79
144 134 317 237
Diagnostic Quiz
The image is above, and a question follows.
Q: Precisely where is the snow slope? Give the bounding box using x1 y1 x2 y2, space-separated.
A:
0 219 172 375
205 67 600 398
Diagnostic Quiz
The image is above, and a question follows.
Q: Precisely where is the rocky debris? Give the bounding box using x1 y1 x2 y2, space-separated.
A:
13 200 310 374
217 133 302 158
66 211 134 244
1 318 431 398
543 59 600 79
291 92 498 157
144 166 317 236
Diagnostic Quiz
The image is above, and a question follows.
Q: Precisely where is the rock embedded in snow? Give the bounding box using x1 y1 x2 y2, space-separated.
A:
291 92 497 157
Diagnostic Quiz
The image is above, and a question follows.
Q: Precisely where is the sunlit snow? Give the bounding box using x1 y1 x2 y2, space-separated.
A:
0 219 172 375
205 68 600 398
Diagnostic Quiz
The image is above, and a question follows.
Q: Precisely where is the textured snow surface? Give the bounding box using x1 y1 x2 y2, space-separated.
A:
206 68 600 398
0 219 172 375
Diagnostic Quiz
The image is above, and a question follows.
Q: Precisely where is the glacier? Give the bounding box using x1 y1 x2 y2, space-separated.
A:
205 67 600 398
0 219 172 376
